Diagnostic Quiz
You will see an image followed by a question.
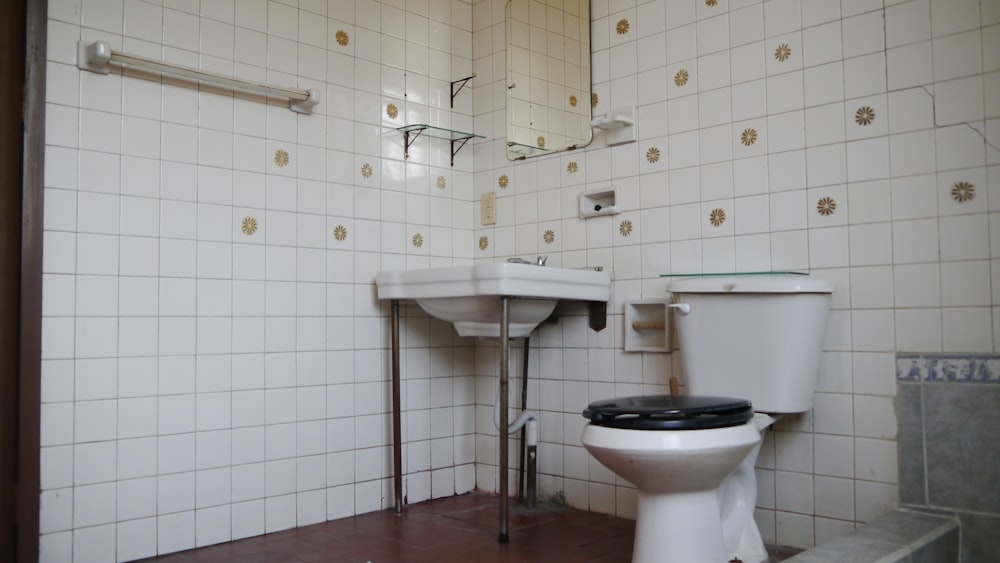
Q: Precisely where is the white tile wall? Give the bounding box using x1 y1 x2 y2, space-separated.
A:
41 0 1000 558
42 0 479 560
469 0 997 553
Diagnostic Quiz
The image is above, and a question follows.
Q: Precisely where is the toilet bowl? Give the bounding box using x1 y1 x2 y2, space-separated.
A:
581 275 833 563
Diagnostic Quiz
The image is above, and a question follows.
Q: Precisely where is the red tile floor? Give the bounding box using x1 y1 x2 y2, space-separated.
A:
140 492 802 563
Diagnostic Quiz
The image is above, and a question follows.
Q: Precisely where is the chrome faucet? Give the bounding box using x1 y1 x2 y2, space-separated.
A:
507 255 548 266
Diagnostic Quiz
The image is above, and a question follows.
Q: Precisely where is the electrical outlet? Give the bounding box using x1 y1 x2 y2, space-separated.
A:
481 192 496 225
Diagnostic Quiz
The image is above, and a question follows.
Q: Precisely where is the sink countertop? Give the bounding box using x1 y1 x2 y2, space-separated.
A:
375 263 611 302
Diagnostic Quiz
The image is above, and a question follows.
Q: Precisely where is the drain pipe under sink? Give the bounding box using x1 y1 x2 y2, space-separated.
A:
524 419 538 509
518 335 531 505
493 337 539 509
492 395 537 436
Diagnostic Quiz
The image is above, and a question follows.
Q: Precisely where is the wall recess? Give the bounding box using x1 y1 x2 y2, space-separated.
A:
579 187 621 218
624 299 672 352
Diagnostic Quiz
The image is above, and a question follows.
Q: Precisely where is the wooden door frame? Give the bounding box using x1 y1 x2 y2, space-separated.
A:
1 0 45 561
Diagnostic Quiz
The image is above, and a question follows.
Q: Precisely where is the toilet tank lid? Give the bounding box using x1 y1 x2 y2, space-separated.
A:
668 275 834 294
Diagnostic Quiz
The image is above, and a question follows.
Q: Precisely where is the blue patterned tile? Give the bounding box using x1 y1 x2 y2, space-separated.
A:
896 354 1000 384
897 356 922 381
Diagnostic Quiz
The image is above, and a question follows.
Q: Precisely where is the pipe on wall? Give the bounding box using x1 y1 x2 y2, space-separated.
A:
390 300 403 514
498 296 510 542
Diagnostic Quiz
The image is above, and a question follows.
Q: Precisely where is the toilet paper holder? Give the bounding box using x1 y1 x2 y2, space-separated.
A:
624 298 672 353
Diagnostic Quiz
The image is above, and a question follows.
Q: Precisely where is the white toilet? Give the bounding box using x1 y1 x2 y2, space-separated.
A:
581 276 833 563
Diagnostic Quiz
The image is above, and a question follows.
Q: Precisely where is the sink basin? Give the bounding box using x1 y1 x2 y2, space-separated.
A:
375 263 611 337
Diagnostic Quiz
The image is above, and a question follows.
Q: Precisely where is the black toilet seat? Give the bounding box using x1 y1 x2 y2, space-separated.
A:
583 395 754 430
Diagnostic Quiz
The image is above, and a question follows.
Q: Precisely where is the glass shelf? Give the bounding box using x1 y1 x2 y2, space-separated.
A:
396 124 484 166
506 141 549 160
660 271 809 277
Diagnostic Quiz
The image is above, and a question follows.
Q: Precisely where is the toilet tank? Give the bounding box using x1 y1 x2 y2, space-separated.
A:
668 276 834 413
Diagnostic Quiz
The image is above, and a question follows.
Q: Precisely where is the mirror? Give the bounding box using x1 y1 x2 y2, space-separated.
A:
506 0 592 160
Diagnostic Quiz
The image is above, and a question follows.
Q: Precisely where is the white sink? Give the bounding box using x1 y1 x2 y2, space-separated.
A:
375 263 611 337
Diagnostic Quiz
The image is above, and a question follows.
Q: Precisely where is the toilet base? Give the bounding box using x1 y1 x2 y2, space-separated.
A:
713 414 778 563
633 489 729 563
581 415 775 563
718 438 769 563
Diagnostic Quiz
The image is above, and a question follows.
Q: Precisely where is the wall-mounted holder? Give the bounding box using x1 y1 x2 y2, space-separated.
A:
590 106 636 146
624 298 672 353
579 187 620 218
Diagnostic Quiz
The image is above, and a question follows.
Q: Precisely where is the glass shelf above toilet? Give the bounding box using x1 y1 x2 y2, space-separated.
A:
660 271 809 277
